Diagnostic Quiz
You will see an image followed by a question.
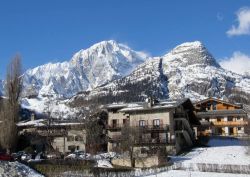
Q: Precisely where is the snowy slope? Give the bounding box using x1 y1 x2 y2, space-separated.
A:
146 137 250 177
70 41 250 106
20 40 250 117
162 41 250 100
70 57 169 105
22 40 149 98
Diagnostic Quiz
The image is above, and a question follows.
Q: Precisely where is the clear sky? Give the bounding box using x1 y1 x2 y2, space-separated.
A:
0 0 250 78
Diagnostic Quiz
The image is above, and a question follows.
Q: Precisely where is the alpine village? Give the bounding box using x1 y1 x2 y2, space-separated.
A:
1 2 250 177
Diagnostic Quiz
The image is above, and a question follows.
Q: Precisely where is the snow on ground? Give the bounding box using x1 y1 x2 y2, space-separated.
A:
96 160 113 168
0 161 44 177
21 96 80 119
146 169 250 177
65 152 116 168
147 137 250 177
171 137 250 166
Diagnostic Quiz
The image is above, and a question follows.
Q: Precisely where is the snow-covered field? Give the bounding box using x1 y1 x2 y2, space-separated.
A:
147 170 250 177
146 137 250 177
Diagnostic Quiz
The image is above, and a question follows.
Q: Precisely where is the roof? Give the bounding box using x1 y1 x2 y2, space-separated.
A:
17 119 85 128
194 97 242 108
115 98 190 113
196 109 247 118
106 98 200 126
104 103 128 111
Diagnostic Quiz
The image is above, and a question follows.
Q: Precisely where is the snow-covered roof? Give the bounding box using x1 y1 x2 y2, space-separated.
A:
17 119 85 128
17 119 46 127
119 104 175 112
107 98 189 113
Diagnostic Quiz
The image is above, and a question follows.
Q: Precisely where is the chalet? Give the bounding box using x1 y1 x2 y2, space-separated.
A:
105 98 200 167
194 97 248 136
17 116 86 154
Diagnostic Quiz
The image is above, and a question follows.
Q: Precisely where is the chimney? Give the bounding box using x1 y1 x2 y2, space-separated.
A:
31 113 35 121
143 96 154 108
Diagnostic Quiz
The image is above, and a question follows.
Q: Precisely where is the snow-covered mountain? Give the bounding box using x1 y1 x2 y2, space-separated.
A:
22 40 149 98
20 40 250 118
162 41 250 100
70 41 250 106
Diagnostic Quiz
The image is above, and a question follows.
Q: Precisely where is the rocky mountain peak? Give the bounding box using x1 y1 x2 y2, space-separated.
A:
164 41 220 68
22 40 148 98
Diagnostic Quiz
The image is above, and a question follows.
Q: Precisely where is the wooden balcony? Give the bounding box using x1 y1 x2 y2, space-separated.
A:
212 121 248 127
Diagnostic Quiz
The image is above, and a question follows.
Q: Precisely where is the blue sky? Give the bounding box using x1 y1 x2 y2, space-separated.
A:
0 0 250 78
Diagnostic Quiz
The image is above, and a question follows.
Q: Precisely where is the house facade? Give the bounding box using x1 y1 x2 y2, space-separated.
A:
106 98 200 159
194 97 248 136
17 119 86 154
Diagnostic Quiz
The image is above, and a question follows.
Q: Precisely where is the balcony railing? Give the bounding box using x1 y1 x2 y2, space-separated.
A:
108 135 169 145
138 124 169 132
107 124 169 132
212 121 248 126
107 124 123 130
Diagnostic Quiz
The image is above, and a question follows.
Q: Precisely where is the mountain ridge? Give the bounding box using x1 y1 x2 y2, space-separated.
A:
10 40 250 118
22 40 149 98
69 41 250 107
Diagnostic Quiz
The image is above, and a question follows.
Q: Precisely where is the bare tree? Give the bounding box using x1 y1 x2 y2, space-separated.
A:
0 55 23 154
119 124 141 167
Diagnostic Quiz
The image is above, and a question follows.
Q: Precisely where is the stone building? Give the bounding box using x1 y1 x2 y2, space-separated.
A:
105 98 200 167
17 118 86 154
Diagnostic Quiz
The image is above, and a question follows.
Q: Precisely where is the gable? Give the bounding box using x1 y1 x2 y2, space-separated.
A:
195 97 242 111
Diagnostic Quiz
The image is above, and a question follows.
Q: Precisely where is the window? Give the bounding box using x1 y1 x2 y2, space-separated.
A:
67 136 74 142
217 118 221 122
141 148 148 154
228 116 233 121
68 145 75 152
76 146 79 150
238 127 242 131
123 119 127 125
112 119 118 128
153 119 160 127
139 120 146 127
217 128 222 134
151 132 159 139
212 102 216 110
229 128 234 135
75 136 83 141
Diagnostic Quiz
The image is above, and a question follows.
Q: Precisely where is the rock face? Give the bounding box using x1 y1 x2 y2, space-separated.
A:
70 41 250 105
162 41 250 100
17 40 250 118
22 40 149 98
